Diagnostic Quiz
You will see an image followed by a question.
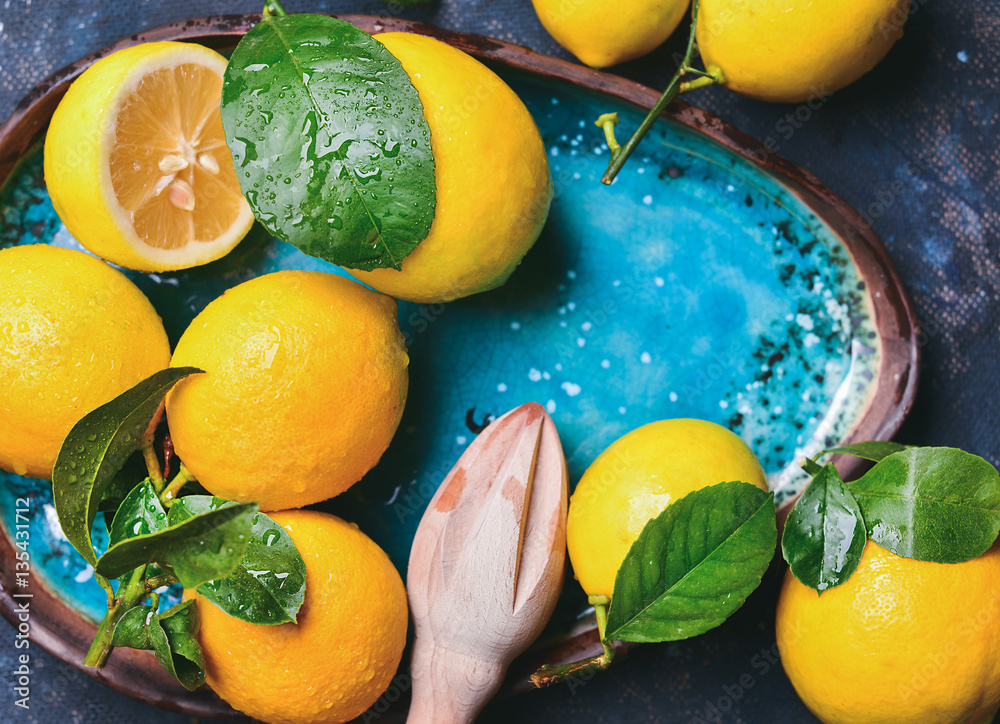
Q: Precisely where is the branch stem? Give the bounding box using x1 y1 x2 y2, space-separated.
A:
800 457 823 476
600 0 724 184
530 651 615 687
680 70 723 94
145 573 180 592
84 564 149 669
263 0 289 17
141 442 165 493
160 463 196 508
591 597 616 662
595 114 621 152
531 596 617 688
95 573 115 608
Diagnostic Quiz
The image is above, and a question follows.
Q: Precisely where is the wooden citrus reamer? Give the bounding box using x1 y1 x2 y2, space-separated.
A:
406 402 569 724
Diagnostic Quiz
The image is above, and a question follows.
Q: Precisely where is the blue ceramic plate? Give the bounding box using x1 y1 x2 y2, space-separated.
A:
0 15 918 718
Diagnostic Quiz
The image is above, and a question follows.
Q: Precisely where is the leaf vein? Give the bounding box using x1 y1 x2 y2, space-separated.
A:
265 19 400 268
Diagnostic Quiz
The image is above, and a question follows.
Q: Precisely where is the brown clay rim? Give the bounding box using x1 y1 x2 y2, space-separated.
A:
0 14 919 721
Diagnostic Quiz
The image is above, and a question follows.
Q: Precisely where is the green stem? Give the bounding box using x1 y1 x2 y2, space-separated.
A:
95 573 115 609
678 66 716 80
531 652 614 687
160 463 196 508
591 596 616 663
595 113 621 152
83 565 149 669
680 67 725 94
800 457 823 476
531 595 616 687
145 573 180 592
83 604 126 670
141 441 165 493
600 0 723 185
263 0 289 17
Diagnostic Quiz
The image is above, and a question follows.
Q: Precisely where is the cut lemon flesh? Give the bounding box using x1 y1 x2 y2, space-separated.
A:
44 42 254 272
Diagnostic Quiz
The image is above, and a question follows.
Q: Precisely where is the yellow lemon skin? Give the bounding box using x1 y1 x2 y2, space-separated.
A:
351 33 552 304
532 0 691 68
0 245 170 480
697 0 910 103
567 418 768 599
165 271 408 511
44 41 253 272
189 510 408 724
777 540 1000 724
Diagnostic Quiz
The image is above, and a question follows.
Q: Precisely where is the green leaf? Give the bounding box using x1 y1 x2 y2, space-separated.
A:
781 464 866 592
111 605 156 650
97 452 149 513
52 367 202 566
112 601 205 690
851 447 1000 563
605 482 776 643
154 601 206 691
107 480 169 587
108 479 168 547
819 441 908 463
197 510 307 625
95 497 256 587
222 14 436 271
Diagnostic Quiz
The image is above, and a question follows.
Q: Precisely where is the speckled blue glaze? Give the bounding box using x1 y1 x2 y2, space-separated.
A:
0 75 879 624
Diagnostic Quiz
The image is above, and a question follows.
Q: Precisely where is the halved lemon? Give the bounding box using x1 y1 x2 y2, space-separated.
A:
44 41 253 272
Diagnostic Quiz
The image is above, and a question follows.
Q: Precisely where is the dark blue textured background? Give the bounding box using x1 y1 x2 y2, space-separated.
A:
1 0 998 722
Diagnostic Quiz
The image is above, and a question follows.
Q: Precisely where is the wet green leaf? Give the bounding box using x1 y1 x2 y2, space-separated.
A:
154 600 206 690
97 452 148 513
819 441 908 463
851 447 1000 563
605 482 776 643
107 479 169 587
781 464 866 593
108 479 168 547
111 605 156 650
52 367 201 566
95 497 256 588
111 601 205 690
197 510 307 625
222 14 435 271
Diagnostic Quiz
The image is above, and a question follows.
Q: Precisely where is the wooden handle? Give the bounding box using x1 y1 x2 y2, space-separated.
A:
406 639 506 724
405 403 568 724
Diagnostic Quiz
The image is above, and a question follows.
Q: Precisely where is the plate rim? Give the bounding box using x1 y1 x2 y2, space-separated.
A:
0 13 919 720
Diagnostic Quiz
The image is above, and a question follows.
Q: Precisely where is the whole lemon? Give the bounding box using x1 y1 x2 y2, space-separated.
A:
165 271 408 511
190 510 408 724
777 539 1000 724
350 33 552 304
567 418 768 599
44 42 253 272
697 0 910 103
532 0 691 68
0 245 170 479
